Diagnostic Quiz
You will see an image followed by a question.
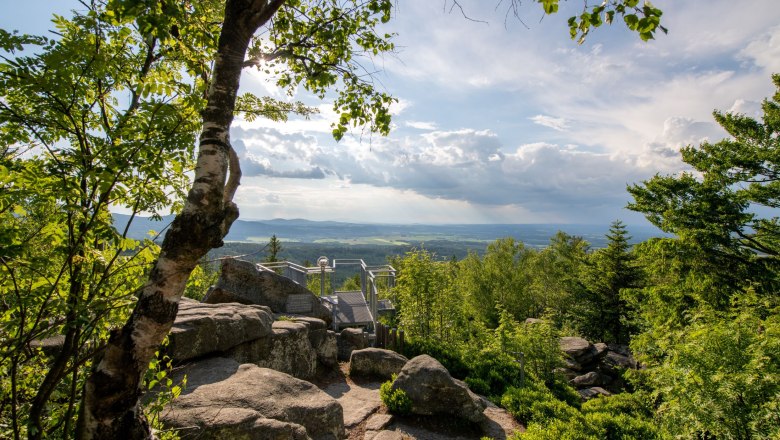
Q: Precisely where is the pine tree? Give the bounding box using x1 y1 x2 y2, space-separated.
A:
267 234 283 262
578 220 642 344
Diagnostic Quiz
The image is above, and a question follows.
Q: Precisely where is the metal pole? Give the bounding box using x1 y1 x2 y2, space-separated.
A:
320 267 325 297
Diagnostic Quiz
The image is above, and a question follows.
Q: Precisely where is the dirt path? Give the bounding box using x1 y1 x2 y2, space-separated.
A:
315 364 523 440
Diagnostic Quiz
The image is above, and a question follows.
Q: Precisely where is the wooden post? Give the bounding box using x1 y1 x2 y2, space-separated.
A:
375 323 381 348
398 329 404 353
390 328 397 351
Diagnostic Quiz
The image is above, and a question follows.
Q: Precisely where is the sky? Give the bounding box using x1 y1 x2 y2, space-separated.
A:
3 1 780 225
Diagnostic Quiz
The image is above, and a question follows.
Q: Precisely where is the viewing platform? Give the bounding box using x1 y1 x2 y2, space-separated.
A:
257 258 396 334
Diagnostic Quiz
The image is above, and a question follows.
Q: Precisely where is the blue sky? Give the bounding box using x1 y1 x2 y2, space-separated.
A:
4 1 780 225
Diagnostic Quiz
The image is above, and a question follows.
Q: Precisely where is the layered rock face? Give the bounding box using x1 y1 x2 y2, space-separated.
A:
161 357 344 440
160 299 343 438
168 298 337 380
558 336 638 400
204 258 332 324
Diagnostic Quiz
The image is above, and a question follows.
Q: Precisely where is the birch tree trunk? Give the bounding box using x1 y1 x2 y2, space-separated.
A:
76 1 285 438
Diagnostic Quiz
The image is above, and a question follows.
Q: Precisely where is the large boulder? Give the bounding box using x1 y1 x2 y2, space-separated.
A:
391 355 486 423
228 320 318 380
168 298 273 363
349 348 408 380
570 371 603 388
601 350 637 375
560 336 605 368
161 357 344 440
337 327 368 361
204 258 331 324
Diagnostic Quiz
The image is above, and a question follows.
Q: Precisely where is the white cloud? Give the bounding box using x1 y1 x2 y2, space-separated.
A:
530 115 569 131
739 25 780 73
228 0 780 224
405 120 437 130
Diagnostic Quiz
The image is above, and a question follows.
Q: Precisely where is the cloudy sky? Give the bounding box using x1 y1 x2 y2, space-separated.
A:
5 1 780 225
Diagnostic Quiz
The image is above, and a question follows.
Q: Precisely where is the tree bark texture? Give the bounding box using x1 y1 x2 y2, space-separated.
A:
76 1 286 438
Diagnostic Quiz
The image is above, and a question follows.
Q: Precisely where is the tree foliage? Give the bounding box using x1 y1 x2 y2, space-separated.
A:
576 220 642 344
626 75 780 438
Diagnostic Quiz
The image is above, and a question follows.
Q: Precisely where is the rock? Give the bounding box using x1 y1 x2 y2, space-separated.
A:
338 327 369 361
228 320 318 379
524 318 546 325
554 367 579 380
570 371 601 388
560 336 605 367
563 358 583 372
578 386 612 401
560 337 592 360
287 316 338 369
168 298 273 363
350 348 408 380
365 431 405 440
392 355 486 423
365 414 394 431
601 350 637 375
607 343 632 357
322 376 382 428
204 258 331 324
161 357 343 440
593 342 609 358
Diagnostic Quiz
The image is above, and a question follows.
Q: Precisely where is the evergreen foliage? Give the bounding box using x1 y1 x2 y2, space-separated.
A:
379 375 412 415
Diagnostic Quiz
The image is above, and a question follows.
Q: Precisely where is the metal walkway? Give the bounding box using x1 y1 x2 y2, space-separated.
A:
256 258 395 332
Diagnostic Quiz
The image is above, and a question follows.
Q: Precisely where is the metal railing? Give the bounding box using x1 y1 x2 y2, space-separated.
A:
256 258 395 332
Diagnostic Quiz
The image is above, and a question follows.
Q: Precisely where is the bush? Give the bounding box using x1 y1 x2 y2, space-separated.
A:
545 377 582 409
514 418 598 440
501 384 553 424
466 350 524 398
401 338 470 379
379 376 412 415
465 376 491 396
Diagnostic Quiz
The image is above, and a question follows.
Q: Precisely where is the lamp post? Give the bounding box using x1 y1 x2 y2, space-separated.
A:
317 256 329 297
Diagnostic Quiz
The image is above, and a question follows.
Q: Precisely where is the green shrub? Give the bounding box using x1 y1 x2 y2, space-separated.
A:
583 411 658 439
545 377 582 409
514 418 599 440
379 376 412 414
465 376 491 396
581 391 654 418
401 338 470 379
500 384 552 424
466 350 524 397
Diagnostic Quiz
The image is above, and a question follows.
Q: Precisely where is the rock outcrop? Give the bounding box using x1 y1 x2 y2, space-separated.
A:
161 357 344 440
204 258 332 324
169 298 336 380
558 337 638 399
391 355 486 423
349 348 408 380
167 299 274 363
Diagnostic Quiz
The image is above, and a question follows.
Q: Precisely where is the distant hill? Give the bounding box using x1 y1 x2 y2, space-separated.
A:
111 213 667 249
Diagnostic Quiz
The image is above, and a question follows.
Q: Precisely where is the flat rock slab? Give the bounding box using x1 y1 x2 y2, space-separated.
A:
323 379 382 428
365 414 394 431
365 430 408 440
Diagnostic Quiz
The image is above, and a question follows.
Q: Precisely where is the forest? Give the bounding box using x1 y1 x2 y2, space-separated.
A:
1 0 777 439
